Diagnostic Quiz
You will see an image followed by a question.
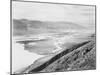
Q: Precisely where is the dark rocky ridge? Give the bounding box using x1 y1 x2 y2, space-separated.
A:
41 38 95 72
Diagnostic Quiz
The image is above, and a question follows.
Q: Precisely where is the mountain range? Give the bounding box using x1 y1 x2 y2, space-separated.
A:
13 19 85 36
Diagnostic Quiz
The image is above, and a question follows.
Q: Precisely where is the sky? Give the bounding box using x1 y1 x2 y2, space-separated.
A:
12 1 95 28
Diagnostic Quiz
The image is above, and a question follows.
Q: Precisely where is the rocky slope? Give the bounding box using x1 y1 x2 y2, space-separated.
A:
13 34 96 74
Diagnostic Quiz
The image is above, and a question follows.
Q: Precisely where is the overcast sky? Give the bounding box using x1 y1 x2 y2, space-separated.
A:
12 1 95 28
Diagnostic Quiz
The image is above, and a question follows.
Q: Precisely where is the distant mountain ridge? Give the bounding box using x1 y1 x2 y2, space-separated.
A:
13 19 85 36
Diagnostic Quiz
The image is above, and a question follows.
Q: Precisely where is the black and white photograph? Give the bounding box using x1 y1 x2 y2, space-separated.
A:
11 0 96 74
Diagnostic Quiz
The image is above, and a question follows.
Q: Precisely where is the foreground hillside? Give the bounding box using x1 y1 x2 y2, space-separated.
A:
14 34 95 74
40 38 96 72
13 34 96 74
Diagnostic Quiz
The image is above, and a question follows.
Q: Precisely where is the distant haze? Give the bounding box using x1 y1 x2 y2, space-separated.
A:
12 1 95 28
